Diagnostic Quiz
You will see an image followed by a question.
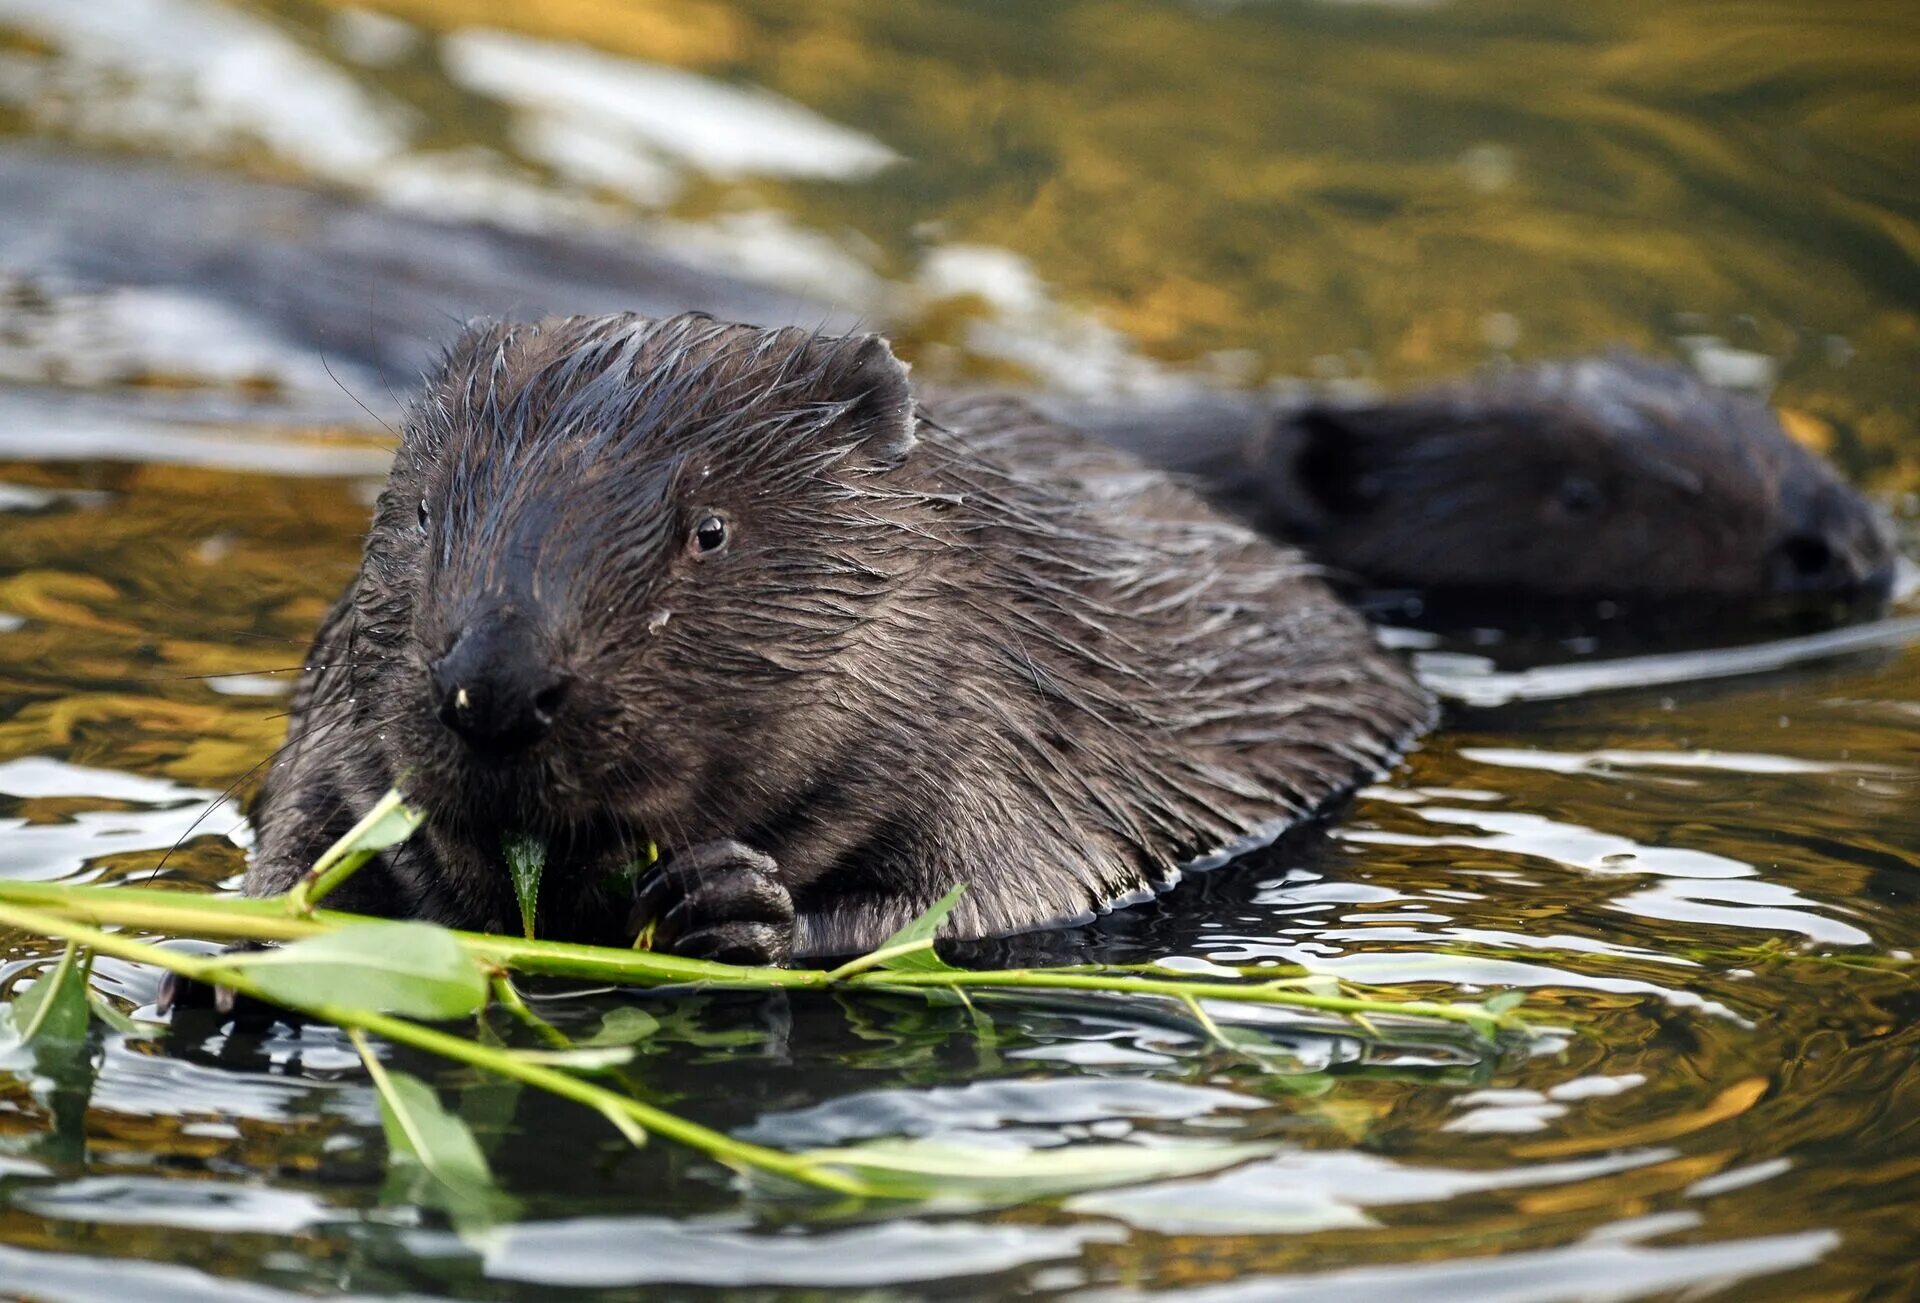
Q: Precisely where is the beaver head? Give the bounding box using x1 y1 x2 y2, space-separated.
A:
1273 354 1898 607
352 311 920 850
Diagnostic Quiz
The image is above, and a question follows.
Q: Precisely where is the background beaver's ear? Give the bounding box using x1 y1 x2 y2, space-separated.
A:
1285 406 1403 517
807 332 917 469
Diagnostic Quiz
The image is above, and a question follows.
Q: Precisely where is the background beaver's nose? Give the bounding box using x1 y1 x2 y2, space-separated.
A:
1765 491 1897 599
429 615 571 751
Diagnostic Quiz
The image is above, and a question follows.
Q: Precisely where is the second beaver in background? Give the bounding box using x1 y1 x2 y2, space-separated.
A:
1052 354 1899 614
241 312 1431 963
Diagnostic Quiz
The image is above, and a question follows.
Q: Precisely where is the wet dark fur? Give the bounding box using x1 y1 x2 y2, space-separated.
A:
1052 354 1897 605
244 313 1432 960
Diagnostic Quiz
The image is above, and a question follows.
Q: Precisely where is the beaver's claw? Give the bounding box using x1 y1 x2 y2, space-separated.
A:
630 839 794 967
156 956 303 1031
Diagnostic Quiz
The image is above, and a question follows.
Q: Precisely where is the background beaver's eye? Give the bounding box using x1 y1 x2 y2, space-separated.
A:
690 514 729 556
1553 475 1602 517
417 498 430 536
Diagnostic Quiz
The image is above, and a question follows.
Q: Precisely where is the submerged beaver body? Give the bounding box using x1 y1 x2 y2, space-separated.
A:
245 313 1431 961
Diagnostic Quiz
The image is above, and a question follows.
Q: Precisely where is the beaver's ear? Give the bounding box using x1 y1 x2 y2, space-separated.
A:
405 318 517 449
438 317 519 379
422 318 523 414
807 332 917 469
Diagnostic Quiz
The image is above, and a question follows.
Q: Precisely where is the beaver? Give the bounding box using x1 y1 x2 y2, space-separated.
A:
1051 353 1898 610
238 312 1432 964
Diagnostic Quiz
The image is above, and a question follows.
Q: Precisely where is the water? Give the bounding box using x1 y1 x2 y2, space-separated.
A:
2 0 1919 1298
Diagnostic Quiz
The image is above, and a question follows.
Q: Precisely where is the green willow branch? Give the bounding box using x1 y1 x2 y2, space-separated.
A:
0 880 1531 1034
0 898 875 1196
285 789 424 914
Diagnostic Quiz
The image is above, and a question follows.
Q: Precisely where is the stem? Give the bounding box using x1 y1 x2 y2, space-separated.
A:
0 898 870 1197
0 882 799 985
0 881 1527 1031
286 790 423 914
840 968 1521 1032
0 902 222 982
6 892 336 944
1178 991 1231 1047
306 1001 869 1195
490 976 571 1050
823 938 933 981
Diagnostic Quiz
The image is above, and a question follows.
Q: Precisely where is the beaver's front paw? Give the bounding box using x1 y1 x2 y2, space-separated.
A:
157 959 304 1033
630 840 795 966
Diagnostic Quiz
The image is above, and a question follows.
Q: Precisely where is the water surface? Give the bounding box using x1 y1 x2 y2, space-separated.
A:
1 1 1918 1298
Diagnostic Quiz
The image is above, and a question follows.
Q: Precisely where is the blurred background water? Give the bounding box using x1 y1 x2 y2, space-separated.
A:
0 1 1917 1299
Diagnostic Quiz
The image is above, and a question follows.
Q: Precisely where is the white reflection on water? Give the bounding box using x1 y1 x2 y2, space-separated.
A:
0 390 393 477
1068 1145 1668 1234
1209 946 1744 1022
0 803 237 881
912 243 1185 395
0 278 389 405
1342 803 1872 945
0 755 234 881
744 1075 1267 1147
1346 806 1753 879
0 1245 413 1303
1129 1229 1839 1303
440 28 899 182
13 1177 341 1234
1609 878 1871 946
1457 746 1903 779
0 0 409 174
511 110 681 206
1419 615 1920 707
477 1217 1121 1290
0 755 210 804
0 0 1181 412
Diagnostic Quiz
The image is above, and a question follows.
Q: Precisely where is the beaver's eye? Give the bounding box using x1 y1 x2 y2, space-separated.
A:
690 513 729 557
417 498 430 537
1553 475 1602 517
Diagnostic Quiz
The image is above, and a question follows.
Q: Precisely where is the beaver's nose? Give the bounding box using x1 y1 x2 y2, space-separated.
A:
1765 490 1897 600
429 614 571 751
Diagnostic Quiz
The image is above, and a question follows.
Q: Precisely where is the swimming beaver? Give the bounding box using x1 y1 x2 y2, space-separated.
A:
1052 354 1898 608
241 312 1432 963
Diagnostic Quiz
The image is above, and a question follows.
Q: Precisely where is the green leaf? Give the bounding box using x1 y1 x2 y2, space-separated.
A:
504 835 545 941
362 1052 517 1242
874 885 966 973
376 1067 495 1188
580 1007 660 1047
796 1137 1278 1206
86 992 160 1037
1267 973 1344 998
311 788 425 878
1482 990 1526 1015
454 1074 524 1165
6 944 91 1048
222 923 487 1020
334 788 427 858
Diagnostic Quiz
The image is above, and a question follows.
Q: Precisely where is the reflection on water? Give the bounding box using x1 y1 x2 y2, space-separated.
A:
1418 613 1920 706
4 0 1917 442
2 0 1919 1299
441 27 898 182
